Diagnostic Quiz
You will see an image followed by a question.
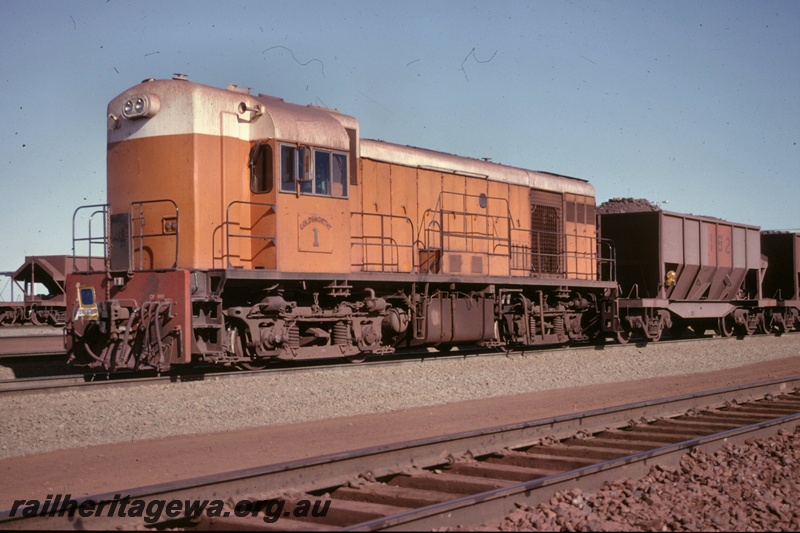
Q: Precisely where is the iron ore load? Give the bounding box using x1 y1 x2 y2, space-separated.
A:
63 76 798 372
65 75 621 371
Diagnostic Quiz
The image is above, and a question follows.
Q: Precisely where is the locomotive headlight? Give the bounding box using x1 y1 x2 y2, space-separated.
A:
121 94 160 119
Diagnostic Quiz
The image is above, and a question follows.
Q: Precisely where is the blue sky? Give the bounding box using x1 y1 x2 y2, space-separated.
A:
1 0 799 283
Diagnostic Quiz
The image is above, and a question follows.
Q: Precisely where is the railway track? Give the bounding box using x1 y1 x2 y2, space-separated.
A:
0 329 63 357
0 345 501 396
2 376 798 530
0 333 759 396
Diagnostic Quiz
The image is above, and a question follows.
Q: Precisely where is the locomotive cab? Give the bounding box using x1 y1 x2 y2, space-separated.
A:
99 77 359 275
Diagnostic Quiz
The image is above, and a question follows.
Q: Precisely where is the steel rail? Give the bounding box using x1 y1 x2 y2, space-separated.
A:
0 333 754 397
351 411 800 531
0 333 64 357
1 376 798 530
0 345 504 396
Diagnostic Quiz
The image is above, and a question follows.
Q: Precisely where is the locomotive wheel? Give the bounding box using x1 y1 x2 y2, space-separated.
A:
240 360 268 370
229 326 264 369
717 315 735 337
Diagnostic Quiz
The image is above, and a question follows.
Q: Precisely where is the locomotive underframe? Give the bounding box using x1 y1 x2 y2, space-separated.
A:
65 268 619 372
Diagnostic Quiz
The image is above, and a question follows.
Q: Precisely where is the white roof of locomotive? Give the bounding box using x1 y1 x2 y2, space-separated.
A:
107 77 355 152
108 76 594 197
360 139 595 197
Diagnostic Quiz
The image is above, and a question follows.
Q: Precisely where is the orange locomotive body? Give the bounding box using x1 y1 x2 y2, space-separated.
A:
66 76 618 371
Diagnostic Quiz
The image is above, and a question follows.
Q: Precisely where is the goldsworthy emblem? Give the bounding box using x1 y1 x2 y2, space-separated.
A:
298 213 333 253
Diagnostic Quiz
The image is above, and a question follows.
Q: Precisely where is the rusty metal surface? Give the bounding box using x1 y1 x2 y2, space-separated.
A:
65 270 193 370
601 209 762 304
2 256 105 326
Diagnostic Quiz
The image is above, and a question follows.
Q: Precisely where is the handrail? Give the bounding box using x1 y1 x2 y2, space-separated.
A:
71 204 109 273
130 199 180 270
224 200 277 269
422 191 513 250
597 237 617 282
417 191 616 281
351 212 415 273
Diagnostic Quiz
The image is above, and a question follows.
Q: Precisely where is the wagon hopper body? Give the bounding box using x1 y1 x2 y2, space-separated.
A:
599 204 764 340
760 232 800 332
1 255 102 327
65 76 619 372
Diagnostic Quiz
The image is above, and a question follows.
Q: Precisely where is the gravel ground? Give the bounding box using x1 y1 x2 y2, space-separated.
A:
1 334 799 460
486 427 800 531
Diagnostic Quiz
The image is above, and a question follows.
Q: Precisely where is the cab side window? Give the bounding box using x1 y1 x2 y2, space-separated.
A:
249 143 273 194
280 144 347 198
332 153 347 197
280 145 306 193
315 151 330 195
312 149 348 198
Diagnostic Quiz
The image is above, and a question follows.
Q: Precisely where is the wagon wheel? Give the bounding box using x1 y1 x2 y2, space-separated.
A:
0 309 17 326
615 327 633 345
345 352 368 363
644 322 663 342
741 316 758 336
239 360 268 370
717 315 735 337
29 307 45 326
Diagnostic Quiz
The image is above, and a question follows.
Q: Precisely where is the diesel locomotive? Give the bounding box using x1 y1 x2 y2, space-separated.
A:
65 75 620 371
64 75 798 372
